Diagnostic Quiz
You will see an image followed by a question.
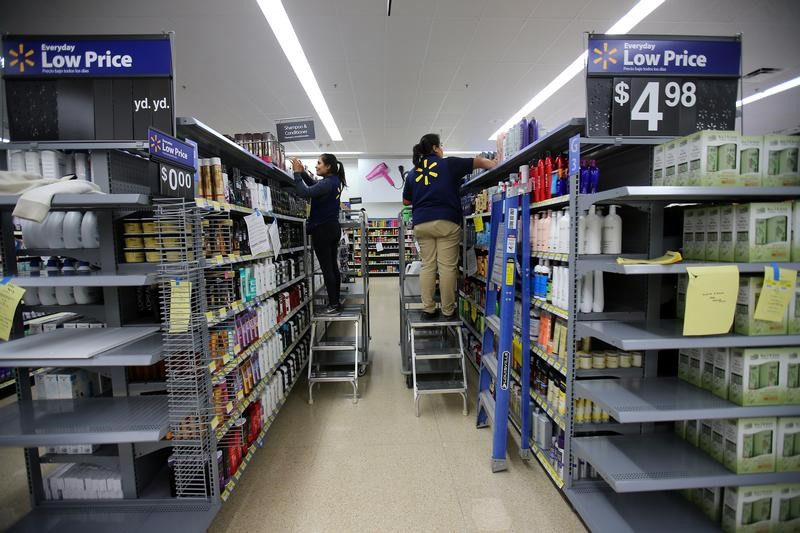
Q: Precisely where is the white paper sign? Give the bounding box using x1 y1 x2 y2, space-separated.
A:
466 247 478 276
268 220 282 256
376 241 384 253
244 211 272 256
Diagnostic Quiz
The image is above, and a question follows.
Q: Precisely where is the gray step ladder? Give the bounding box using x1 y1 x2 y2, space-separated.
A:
308 305 365 404
407 310 468 417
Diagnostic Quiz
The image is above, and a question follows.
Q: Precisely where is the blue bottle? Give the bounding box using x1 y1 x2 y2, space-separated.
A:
579 160 590 194
589 160 600 193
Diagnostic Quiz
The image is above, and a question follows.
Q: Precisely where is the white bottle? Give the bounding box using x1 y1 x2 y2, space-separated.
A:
55 261 76 305
584 205 602 254
535 213 543 251
592 271 604 313
549 211 559 252
558 209 570 254
577 213 586 255
580 273 594 313
561 266 570 310
601 205 622 255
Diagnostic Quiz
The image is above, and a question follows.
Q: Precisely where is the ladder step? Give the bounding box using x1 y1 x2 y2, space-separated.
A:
312 312 361 322
310 349 362 365
478 390 496 426
414 353 462 361
415 379 466 394
309 370 356 381
481 352 498 379
407 310 461 327
485 315 500 333
312 341 358 351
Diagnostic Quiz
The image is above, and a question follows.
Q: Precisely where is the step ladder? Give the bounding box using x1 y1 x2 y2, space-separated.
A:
308 306 364 404
408 310 468 417
476 181 531 473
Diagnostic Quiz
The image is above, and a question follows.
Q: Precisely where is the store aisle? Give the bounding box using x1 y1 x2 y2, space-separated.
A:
209 277 586 533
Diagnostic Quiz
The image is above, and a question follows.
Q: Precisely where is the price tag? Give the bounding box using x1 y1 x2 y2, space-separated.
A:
168 280 192 333
236 390 244 401
223 354 232 364
234 344 242 354
0 279 25 341
215 255 225 264
211 416 220 429
218 307 227 318
205 311 215 322
226 401 234 413
208 361 217 372
226 480 234 491
234 470 242 480
474 216 484 232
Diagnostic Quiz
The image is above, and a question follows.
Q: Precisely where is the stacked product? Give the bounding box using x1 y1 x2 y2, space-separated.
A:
43 464 123 500
652 131 799 187
495 117 540 162
228 131 286 170
7 149 91 180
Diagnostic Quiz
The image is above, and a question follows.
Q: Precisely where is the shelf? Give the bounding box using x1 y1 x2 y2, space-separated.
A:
531 194 570 211
464 212 491 220
576 367 644 378
0 140 149 151
565 486 718 533
0 396 168 447
577 319 800 350
39 444 120 468
528 439 565 489
0 329 163 368
460 118 586 192
578 258 800 276
575 377 800 423
193 198 305 222
532 297 568 320
460 319 483 342
458 291 485 313
177 117 293 186
531 252 569 262
532 344 567 376
573 433 800 492
204 246 305 269
206 274 307 327
0 327 160 366
578 185 800 211
0 193 150 211
9 272 157 287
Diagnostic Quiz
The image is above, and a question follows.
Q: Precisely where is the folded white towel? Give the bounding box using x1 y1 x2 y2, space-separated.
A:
0 171 102 222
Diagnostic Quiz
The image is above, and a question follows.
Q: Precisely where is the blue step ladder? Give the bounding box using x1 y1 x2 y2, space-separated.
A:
476 180 532 472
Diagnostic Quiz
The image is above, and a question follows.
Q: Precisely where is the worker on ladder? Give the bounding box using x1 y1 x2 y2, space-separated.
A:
290 154 346 315
402 133 498 320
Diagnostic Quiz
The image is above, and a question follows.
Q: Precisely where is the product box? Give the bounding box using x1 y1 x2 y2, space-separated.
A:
685 131 703 186
792 201 800 262
686 419 700 447
739 136 764 187
677 275 688 319
730 347 786 405
723 417 777 474
692 130 741 186
735 277 788 337
789 280 800 335
705 206 722 262
674 419 687 439
722 485 776 533
695 207 707 261
653 143 665 185
676 136 693 186
702 348 717 391
683 207 698 260
734 202 792 263
720 204 737 262
712 418 726 463
774 484 800 532
688 349 707 388
702 486 724 524
763 135 800 187
664 140 678 186
713 347 732 400
782 347 800 404
699 418 714 454
777 417 800 472
678 348 695 382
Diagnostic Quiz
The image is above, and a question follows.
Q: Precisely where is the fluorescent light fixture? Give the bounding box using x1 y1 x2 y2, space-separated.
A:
489 0 666 140
737 75 800 107
286 151 363 156
0 138 9 143
256 0 343 141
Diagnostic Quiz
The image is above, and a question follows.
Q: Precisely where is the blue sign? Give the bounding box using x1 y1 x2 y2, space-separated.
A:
2 37 172 77
568 134 581 178
587 36 740 76
149 128 196 170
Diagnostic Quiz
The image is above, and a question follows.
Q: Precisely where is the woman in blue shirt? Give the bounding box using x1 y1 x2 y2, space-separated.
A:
403 133 497 319
290 154 345 315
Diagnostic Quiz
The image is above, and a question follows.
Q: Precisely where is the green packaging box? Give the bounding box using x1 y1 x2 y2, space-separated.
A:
684 208 698 260
782 347 800 404
777 417 800 472
713 347 732 400
677 274 688 319
674 419 687 439
686 419 700 447
735 202 793 262
712 419 726 463
735 277 788 336
720 205 737 262
652 143 665 185
702 487 724 523
689 349 707 388
738 136 764 187
706 206 722 261
729 347 785 406
762 135 800 187
789 279 800 335
676 136 692 186
699 419 714 454
692 130 742 186
679 348 695 382
723 417 777 474
702 348 717 391
695 207 707 261
664 140 678 186
722 485 777 533
774 484 800 533
792 201 800 262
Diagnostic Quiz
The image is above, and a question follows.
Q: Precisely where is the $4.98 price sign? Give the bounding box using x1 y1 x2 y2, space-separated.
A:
611 77 700 136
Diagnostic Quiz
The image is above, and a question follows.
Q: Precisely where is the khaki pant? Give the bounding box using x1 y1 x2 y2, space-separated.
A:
414 220 461 315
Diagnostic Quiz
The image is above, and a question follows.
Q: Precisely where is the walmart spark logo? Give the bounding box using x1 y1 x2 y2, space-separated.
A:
415 159 438 186
593 42 618 70
8 43 35 73
150 134 162 153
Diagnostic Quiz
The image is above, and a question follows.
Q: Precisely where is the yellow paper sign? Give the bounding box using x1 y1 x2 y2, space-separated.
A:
505 260 515 286
169 280 192 333
474 216 485 232
683 266 739 335
0 280 25 341
754 266 797 323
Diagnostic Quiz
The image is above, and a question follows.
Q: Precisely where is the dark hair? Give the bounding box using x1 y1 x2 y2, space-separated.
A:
319 153 347 187
412 133 441 167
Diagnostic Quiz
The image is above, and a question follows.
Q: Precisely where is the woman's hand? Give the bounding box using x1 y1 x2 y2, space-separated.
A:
289 157 305 172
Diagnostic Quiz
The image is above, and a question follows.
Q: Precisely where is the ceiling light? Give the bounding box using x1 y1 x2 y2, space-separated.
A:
286 151 363 156
256 0 343 141
0 138 9 143
489 0 666 140
737 75 800 107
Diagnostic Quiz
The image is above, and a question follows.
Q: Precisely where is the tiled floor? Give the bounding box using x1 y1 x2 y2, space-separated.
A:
0 278 587 532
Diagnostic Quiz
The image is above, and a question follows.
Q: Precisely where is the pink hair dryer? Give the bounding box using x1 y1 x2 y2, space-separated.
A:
365 162 395 187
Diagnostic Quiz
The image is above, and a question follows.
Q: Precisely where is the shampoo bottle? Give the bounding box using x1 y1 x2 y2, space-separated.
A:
601 205 622 255
558 209 570 254
579 160 590 194
589 160 600 193
584 206 602 254
577 213 586 254
592 271 604 313
580 273 593 313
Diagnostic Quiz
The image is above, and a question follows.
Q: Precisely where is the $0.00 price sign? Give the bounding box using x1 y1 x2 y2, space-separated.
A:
611 78 699 136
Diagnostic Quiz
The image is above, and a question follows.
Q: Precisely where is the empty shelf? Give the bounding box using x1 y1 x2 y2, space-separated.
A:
575 378 800 423
577 258 800 276
0 193 150 210
578 185 800 211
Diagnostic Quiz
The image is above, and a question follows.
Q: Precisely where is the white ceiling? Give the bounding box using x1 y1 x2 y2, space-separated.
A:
2 0 799 155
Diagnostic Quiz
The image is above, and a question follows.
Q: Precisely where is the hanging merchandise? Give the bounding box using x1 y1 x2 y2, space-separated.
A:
601 205 622 255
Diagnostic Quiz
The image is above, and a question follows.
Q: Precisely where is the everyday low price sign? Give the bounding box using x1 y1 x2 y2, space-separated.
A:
586 34 741 137
149 128 196 199
2 36 172 77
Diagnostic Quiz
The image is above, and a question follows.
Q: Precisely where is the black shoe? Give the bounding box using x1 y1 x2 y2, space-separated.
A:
322 305 342 315
422 309 440 320
441 312 456 320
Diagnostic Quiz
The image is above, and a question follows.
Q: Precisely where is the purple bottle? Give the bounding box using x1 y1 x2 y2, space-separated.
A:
579 160 590 194
589 160 600 193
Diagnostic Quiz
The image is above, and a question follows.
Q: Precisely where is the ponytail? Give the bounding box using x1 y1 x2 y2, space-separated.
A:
319 153 347 187
411 133 441 167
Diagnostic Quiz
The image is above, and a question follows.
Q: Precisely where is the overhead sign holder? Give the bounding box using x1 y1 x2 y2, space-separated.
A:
276 118 316 142
585 34 741 137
